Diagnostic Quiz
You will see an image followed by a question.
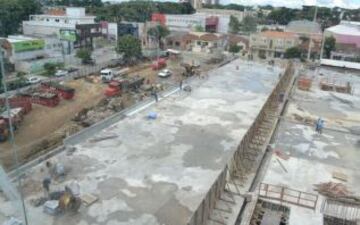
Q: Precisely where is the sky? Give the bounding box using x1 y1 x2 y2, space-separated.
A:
105 0 360 9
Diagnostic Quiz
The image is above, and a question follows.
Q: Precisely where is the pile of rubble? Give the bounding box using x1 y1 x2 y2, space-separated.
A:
314 182 352 198
73 97 124 127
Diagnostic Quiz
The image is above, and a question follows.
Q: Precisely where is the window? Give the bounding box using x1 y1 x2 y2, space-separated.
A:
175 41 180 47
55 19 60 22
197 41 201 46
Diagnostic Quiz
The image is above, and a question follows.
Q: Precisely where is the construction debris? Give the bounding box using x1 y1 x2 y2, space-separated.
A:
3 217 23 225
320 79 352 94
73 98 124 127
332 171 348 182
314 182 352 198
297 76 313 91
276 158 288 173
80 194 98 207
89 135 118 143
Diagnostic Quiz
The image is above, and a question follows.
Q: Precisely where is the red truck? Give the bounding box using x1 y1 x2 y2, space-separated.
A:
104 76 144 97
40 82 75 100
151 58 167 70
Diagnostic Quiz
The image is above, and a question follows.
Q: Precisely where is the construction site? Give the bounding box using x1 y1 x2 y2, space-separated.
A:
0 56 360 225
0 53 222 170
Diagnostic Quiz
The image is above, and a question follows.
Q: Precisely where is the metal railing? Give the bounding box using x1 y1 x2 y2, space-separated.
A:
259 183 318 210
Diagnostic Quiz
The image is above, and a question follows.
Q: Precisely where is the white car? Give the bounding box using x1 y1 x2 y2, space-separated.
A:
158 69 172 78
55 69 68 77
26 76 41 84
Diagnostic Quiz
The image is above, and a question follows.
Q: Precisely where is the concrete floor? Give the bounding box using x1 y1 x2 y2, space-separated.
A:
261 67 360 225
0 60 284 225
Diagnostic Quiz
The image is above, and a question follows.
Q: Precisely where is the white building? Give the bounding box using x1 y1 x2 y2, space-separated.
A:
165 14 206 32
321 21 360 70
22 7 96 37
1 35 63 73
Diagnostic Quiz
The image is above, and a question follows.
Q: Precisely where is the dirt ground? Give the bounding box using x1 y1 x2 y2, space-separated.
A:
0 79 106 168
0 55 226 170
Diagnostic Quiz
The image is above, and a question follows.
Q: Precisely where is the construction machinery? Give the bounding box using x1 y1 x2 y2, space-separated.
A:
100 67 129 82
0 97 32 142
19 92 60 107
104 75 144 97
151 58 167 70
180 63 200 77
41 82 75 100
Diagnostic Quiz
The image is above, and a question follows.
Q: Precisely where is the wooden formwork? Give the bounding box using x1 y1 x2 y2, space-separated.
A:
187 62 295 225
297 77 312 91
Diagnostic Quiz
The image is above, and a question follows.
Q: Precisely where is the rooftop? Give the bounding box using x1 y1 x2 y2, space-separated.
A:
326 21 360 37
286 20 322 34
261 66 360 225
259 31 297 39
0 59 284 225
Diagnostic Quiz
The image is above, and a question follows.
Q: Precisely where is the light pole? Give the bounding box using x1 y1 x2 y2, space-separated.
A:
307 3 318 61
0 47 29 225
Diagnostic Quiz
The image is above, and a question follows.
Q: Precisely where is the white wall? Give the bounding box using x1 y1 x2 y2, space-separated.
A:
66 7 86 17
217 16 229 33
108 23 118 41
166 14 205 32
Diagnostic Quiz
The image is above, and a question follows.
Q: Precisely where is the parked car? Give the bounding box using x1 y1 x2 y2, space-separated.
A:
26 76 41 84
82 58 96 65
55 69 68 77
67 67 79 73
158 69 172 78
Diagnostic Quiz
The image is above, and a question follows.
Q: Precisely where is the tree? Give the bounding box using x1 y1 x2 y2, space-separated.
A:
147 25 170 49
194 24 204 32
267 7 296 25
284 47 302 58
228 15 240 34
89 1 194 23
323 36 336 59
116 35 142 63
228 44 241 54
0 0 41 36
43 63 57 76
76 48 92 63
261 27 269 32
241 16 257 33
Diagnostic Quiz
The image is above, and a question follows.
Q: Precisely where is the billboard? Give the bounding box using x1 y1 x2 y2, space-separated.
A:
59 29 77 42
12 39 45 52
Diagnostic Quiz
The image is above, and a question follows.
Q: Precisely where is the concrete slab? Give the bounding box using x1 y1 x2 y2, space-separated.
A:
261 67 360 225
0 60 284 225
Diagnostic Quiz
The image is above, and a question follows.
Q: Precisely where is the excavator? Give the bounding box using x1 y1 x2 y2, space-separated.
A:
180 63 200 77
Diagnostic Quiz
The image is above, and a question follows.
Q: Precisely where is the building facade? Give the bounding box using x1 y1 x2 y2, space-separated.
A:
23 7 96 37
1 35 63 73
323 21 360 64
250 31 299 58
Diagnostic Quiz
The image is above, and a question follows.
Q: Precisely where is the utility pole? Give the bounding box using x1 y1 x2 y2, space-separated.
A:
307 4 318 61
0 48 29 225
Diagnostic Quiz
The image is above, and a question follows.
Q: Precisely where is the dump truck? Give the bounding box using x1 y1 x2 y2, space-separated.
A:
0 107 27 142
0 97 32 142
19 91 60 107
104 75 145 97
100 67 129 82
41 82 75 100
151 58 167 70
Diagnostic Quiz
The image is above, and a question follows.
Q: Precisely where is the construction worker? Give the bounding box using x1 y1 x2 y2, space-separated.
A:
42 177 51 198
315 118 324 134
151 89 158 102
179 80 183 90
